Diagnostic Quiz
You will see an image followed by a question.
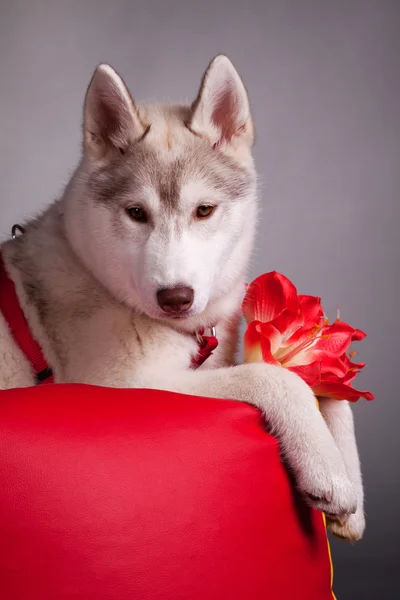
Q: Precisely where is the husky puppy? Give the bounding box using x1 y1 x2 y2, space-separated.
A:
0 56 364 540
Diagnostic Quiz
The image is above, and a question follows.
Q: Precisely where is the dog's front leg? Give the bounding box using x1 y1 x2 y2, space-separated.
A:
318 398 365 541
149 362 357 519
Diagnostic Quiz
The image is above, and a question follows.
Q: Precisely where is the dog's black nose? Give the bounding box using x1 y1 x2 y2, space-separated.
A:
157 287 194 314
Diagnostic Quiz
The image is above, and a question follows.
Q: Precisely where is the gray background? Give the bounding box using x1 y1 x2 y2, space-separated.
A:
1 0 398 597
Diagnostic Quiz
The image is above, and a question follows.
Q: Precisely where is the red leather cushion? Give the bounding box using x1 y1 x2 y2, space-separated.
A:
0 384 335 599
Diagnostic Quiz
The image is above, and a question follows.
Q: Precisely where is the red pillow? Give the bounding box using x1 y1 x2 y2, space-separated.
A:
0 384 335 599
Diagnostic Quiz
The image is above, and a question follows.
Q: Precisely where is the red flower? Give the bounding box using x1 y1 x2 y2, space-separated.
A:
242 272 374 402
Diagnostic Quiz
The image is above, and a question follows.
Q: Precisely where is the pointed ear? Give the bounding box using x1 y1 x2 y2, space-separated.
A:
189 55 253 149
83 64 147 160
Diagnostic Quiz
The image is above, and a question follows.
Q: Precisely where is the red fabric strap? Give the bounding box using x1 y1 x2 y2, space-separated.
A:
0 254 54 384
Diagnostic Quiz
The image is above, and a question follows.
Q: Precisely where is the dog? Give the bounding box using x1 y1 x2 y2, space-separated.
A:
0 55 364 540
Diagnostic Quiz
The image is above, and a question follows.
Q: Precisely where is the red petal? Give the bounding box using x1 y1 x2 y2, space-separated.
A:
287 295 324 340
298 295 324 321
289 360 322 387
320 355 349 378
243 321 280 365
314 321 356 356
257 321 283 356
347 358 366 370
352 328 367 342
281 296 324 352
242 272 299 324
313 381 374 402
260 337 281 365
270 307 304 339
243 321 263 362
342 371 357 384
318 354 359 384
342 354 366 383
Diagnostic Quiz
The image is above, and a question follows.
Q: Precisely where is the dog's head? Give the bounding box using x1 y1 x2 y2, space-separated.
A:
64 56 258 330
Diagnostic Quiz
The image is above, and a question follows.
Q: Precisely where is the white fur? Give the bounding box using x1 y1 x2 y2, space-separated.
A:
0 55 364 539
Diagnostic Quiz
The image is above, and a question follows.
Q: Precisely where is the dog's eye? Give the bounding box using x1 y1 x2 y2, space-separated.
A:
196 205 215 219
127 207 148 223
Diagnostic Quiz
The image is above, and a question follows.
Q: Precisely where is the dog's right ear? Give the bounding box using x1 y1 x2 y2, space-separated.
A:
83 64 147 161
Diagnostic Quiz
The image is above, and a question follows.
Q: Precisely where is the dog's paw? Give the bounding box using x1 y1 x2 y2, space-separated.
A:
297 454 358 518
246 363 358 519
326 508 365 542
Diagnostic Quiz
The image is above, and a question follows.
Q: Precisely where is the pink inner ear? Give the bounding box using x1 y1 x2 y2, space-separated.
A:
95 97 123 144
211 81 240 143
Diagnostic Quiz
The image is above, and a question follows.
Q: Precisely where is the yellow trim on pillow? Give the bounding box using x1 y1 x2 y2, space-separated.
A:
322 513 337 599
316 399 336 598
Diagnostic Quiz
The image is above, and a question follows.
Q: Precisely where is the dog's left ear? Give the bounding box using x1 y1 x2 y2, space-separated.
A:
189 55 254 149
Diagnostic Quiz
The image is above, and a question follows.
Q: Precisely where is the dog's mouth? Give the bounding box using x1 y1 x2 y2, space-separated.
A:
150 307 203 325
141 304 198 322
162 311 196 321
